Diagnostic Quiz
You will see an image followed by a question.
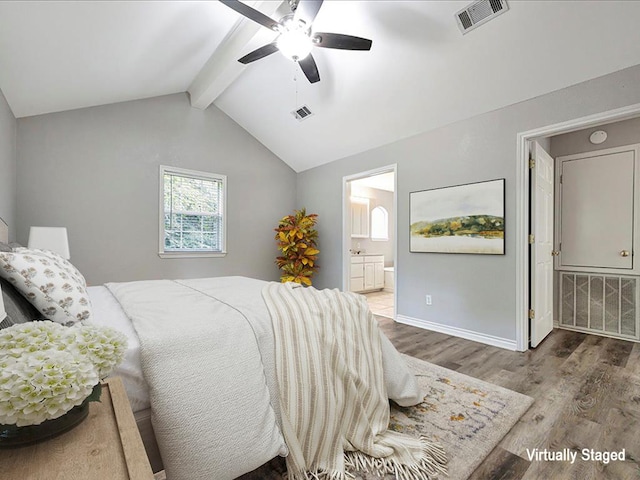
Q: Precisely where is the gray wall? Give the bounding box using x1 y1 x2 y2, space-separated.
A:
17 93 296 285
0 88 16 241
297 64 640 342
349 186 394 267
534 136 551 153
550 116 640 157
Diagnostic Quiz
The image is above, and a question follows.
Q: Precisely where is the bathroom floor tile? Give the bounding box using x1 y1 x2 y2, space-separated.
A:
364 292 394 317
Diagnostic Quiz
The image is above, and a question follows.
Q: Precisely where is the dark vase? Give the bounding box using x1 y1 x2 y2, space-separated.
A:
0 401 89 449
0 384 101 449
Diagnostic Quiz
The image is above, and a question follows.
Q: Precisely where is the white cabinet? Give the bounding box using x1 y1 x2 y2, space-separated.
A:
350 197 370 238
350 255 384 292
374 262 384 289
557 145 639 274
364 263 375 290
350 256 364 291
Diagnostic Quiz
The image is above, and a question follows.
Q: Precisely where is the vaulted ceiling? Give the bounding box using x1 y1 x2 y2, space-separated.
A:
1 1 639 172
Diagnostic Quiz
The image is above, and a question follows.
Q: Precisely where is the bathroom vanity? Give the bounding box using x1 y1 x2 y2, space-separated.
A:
350 254 384 293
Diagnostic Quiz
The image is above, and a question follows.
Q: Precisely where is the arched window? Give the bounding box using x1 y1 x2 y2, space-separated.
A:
370 206 389 241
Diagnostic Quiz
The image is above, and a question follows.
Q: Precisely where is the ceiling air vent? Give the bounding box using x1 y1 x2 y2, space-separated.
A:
455 0 508 34
292 105 313 121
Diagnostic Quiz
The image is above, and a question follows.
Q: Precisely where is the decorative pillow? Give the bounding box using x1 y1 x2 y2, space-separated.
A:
0 242 12 252
14 248 88 288
0 249 91 326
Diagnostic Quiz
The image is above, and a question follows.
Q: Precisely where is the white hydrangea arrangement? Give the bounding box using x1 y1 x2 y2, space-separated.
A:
0 321 127 427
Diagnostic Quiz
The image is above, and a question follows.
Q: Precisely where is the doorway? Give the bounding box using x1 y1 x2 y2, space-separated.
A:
343 165 397 319
517 102 640 351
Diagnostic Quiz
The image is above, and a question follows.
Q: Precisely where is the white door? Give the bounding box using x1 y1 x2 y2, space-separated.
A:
530 141 554 347
559 151 634 269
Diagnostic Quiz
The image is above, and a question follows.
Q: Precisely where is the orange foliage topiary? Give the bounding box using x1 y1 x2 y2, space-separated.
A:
274 208 319 285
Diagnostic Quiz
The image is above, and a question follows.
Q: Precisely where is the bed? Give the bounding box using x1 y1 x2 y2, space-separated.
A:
90 276 294 477
1 270 427 479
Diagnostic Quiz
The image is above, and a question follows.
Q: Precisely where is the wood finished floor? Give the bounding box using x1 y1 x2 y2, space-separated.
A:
376 317 640 480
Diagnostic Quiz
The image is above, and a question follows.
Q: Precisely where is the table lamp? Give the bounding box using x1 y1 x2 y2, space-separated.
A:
27 227 70 259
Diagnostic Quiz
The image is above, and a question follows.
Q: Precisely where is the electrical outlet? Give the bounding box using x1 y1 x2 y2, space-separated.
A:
425 295 432 306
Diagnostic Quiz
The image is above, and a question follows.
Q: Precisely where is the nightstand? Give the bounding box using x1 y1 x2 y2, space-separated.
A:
0 376 154 479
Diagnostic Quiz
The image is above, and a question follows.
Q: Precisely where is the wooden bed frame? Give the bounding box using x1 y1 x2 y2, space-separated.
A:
134 409 164 473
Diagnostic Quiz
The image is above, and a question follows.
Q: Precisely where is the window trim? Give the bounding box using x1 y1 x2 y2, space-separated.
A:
158 165 227 258
370 205 389 241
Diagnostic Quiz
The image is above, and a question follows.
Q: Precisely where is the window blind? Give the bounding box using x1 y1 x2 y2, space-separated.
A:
162 171 224 252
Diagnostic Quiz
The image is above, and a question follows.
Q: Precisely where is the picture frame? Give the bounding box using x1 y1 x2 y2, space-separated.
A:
410 178 505 254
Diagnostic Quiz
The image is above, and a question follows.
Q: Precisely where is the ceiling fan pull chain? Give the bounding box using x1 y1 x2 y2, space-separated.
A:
294 63 299 109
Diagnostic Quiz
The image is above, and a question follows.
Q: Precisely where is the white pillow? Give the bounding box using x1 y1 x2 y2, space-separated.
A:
0 249 91 326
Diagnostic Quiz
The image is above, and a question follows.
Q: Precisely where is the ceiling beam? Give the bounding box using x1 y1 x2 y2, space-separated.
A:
188 1 284 110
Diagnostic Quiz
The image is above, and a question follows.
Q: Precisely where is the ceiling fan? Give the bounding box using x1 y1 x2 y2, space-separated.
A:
219 0 373 84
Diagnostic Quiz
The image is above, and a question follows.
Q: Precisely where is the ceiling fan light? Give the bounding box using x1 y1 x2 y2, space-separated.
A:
277 29 313 61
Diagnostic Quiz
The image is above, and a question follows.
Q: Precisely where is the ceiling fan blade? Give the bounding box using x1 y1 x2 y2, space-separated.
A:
298 54 320 84
219 0 280 31
313 32 372 51
238 42 279 64
294 0 324 26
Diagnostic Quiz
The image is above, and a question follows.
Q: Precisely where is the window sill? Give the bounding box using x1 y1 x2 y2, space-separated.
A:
158 251 227 259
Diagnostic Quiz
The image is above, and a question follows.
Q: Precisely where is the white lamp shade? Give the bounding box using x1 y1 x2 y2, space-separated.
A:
28 227 70 259
0 284 6 322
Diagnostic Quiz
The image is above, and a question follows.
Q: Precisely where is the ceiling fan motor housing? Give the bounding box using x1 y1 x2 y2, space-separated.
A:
220 0 373 84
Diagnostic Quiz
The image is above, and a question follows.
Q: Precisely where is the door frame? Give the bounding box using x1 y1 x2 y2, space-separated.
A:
516 102 640 351
342 164 398 319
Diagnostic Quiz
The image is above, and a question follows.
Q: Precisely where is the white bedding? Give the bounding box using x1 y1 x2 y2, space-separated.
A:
88 277 424 479
87 285 150 412
88 283 421 418
106 277 289 480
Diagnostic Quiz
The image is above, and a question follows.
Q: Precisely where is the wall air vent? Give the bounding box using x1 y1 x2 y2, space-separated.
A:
560 273 638 340
455 0 509 35
291 105 313 121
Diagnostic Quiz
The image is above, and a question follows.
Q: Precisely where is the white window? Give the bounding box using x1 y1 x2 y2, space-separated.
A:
370 206 389 241
159 165 226 258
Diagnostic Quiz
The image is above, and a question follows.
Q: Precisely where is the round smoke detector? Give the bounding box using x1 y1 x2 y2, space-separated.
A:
589 130 607 145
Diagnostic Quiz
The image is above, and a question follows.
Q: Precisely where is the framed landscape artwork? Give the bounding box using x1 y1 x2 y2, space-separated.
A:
410 179 505 255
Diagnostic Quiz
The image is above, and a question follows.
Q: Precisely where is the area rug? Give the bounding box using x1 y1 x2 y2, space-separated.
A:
159 355 534 480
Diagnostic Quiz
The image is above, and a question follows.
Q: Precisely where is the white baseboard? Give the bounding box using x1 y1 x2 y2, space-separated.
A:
395 315 518 351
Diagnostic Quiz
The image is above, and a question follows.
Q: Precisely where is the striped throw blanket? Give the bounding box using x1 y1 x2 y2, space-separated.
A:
262 282 448 480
